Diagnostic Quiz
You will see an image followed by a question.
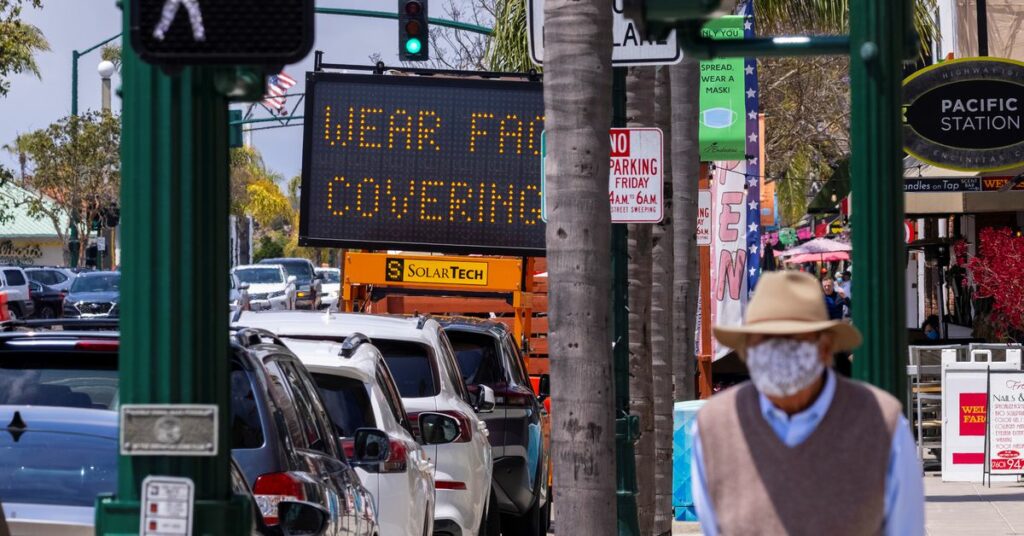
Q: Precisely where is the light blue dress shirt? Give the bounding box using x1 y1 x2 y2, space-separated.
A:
691 369 924 536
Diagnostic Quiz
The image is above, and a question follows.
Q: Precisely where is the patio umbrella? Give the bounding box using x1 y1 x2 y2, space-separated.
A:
783 251 851 264
777 237 852 258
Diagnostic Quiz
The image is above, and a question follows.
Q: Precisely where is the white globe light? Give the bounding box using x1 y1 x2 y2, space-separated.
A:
97 60 116 79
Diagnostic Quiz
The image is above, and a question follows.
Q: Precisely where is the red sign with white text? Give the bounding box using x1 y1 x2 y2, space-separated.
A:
960 393 987 436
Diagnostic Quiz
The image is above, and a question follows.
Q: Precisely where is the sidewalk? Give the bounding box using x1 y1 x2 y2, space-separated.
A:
669 472 1024 535
924 472 1024 535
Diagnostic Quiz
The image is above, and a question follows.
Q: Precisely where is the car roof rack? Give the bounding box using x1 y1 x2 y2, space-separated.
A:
415 313 431 330
0 318 119 332
231 326 286 348
339 332 371 358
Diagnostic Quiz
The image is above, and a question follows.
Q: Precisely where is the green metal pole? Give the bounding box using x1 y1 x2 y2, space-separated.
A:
71 50 79 116
612 66 640 536
849 0 908 397
94 2 249 533
313 7 493 35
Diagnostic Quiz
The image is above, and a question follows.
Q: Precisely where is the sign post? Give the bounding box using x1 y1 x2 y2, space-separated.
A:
98 0 312 533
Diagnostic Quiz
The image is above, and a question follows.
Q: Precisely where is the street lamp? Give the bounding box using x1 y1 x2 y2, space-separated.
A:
98 60 115 113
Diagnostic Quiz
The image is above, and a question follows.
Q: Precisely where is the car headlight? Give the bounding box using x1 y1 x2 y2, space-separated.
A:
269 290 286 298
297 291 308 298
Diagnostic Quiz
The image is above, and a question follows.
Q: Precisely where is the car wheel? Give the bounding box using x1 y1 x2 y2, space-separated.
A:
479 487 501 536
38 306 56 319
6 307 17 321
502 491 544 536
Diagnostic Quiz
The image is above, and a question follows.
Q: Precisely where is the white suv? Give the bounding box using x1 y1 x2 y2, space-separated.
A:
0 266 33 319
272 327 439 536
236 311 498 536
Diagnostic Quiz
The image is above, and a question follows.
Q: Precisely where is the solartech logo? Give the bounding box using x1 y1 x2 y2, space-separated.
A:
385 258 489 286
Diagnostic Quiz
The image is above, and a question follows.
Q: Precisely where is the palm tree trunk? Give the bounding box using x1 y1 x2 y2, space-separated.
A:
651 65 675 535
670 57 701 402
626 65 655 535
543 0 616 532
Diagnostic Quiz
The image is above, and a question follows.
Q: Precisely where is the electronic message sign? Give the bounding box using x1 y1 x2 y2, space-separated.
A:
299 73 546 255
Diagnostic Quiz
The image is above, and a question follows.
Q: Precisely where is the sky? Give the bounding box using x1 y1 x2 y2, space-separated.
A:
0 0 485 181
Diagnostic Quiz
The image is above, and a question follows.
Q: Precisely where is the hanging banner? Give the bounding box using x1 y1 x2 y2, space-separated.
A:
710 161 748 361
743 6 761 295
699 16 747 161
987 370 1024 476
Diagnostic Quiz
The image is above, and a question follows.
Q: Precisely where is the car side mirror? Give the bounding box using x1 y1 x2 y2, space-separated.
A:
474 385 496 413
418 412 462 445
278 500 329 536
239 282 250 291
287 275 297 284
353 428 390 464
537 374 551 402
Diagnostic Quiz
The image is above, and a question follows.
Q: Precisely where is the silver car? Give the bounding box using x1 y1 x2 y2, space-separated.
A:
231 264 296 311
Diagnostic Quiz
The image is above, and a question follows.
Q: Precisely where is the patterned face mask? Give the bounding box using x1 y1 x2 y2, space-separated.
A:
746 338 824 397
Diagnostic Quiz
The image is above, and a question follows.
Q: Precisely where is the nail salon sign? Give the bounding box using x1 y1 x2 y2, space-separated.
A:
903 57 1024 172
699 16 747 161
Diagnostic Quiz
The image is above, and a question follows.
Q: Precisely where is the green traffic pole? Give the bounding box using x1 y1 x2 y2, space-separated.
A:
612 66 641 536
94 1 249 533
849 0 909 397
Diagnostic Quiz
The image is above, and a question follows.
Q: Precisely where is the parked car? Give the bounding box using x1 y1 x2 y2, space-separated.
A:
237 312 448 535
0 324 379 536
315 267 341 309
28 280 64 319
0 266 33 319
230 273 251 312
236 311 498 536
440 318 552 535
24 266 77 293
232 264 295 311
62 271 120 318
258 258 322 310
229 326 379 535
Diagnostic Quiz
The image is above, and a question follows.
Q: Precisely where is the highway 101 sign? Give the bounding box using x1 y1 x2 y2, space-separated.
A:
903 57 1024 172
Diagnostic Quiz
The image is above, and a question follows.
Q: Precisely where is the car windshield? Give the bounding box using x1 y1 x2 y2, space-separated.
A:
234 267 283 284
313 373 375 437
70 274 120 294
448 331 507 385
317 270 341 283
274 261 313 281
0 352 119 409
373 339 439 398
0 428 117 507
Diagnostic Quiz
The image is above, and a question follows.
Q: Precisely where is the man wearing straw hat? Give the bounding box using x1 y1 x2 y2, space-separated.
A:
691 271 924 536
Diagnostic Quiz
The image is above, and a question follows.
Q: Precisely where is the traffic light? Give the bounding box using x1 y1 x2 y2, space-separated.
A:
130 0 315 65
399 0 429 62
622 0 738 39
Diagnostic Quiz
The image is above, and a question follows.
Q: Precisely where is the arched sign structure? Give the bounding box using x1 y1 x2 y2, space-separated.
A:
903 57 1024 172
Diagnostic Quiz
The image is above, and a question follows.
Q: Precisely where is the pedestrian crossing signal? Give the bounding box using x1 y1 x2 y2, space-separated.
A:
130 0 315 65
399 0 430 62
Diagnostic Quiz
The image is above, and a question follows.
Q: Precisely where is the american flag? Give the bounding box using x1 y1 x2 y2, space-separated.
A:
263 72 296 114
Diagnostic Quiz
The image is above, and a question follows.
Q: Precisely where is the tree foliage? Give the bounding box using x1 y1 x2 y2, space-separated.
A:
0 0 48 97
756 0 936 225
3 112 120 265
484 0 534 72
958 228 1024 341
230 146 290 227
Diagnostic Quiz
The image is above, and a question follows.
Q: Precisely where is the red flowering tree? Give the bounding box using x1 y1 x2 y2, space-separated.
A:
959 227 1024 340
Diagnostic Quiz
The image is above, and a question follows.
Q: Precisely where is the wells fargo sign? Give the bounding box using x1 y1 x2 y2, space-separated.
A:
903 58 1024 172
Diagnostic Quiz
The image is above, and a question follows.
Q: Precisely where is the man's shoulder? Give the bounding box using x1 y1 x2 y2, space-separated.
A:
699 382 755 417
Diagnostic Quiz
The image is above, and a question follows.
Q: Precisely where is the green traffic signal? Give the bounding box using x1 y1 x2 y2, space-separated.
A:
405 37 422 54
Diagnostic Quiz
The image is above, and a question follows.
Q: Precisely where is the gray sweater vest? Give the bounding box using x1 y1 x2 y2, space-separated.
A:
697 376 903 536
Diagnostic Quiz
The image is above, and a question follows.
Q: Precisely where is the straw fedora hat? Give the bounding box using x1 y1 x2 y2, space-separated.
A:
713 271 862 356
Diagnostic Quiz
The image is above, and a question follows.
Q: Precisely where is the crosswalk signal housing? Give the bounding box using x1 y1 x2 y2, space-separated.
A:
399 0 429 61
